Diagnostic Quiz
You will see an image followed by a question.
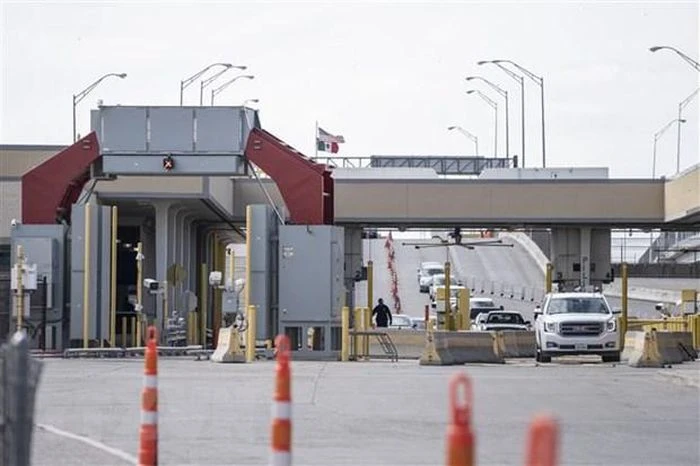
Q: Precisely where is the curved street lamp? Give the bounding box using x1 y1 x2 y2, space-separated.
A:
199 65 247 105
211 75 255 105
653 118 686 179
72 72 127 142
180 63 232 105
490 60 546 167
447 125 479 155
466 90 498 157
242 98 260 107
649 46 700 71
478 60 526 167
466 76 509 158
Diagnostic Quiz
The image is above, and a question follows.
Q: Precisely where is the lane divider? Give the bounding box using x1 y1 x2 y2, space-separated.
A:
138 326 158 466
271 334 292 466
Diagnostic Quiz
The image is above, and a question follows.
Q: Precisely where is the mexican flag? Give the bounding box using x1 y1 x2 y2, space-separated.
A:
317 127 345 154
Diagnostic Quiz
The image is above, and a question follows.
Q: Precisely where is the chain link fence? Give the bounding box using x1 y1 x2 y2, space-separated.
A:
0 331 43 466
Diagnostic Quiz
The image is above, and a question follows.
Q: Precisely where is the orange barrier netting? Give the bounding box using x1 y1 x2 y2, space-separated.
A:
525 415 558 466
446 372 475 466
271 334 292 466
138 326 158 466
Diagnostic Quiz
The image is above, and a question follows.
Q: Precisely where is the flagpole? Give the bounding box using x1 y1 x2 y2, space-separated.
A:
314 120 318 159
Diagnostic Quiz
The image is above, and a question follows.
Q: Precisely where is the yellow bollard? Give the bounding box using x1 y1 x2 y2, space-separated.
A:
341 306 350 362
246 304 257 363
444 261 452 330
353 308 362 360
193 312 199 345
458 288 470 330
130 316 137 347
121 316 126 347
545 263 553 294
363 307 371 359
200 263 208 348
367 260 374 310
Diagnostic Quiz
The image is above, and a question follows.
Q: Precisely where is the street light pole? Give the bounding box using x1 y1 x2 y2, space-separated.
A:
179 63 233 105
466 90 498 157
492 60 546 167
478 60 526 167
653 118 686 178
466 76 509 158
72 72 127 142
675 88 699 173
199 65 247 105
210 75 255 105
447 125 479 155
649 46 700 71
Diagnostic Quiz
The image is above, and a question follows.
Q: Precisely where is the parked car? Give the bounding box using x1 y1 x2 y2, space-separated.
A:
469 297 503 320
472 311 531 331
417 262 445 293
534 292 621 363
389 314 414 330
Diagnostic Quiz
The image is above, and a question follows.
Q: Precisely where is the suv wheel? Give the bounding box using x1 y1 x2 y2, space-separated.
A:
536 348 551 363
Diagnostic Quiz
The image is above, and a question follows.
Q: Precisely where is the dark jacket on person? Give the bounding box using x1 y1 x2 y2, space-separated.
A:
372 303 393 327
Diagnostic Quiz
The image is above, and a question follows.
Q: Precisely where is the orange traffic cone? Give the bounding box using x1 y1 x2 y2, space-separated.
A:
138 326 158 466
271 334 292 466
446 372 474 466
525 415 558 466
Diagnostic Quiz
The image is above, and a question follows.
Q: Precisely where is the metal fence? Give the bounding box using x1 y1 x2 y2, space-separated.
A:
0 331 43 466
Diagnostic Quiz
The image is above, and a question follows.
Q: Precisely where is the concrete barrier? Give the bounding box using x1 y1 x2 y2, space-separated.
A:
368 329 424 359
420 330 504 365
623 330 696 368
624 331 664 368
655 331 697 363
210 326 246 363
497 331 536 358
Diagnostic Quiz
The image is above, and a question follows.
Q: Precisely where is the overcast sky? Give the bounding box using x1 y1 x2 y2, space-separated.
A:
1 1 698 178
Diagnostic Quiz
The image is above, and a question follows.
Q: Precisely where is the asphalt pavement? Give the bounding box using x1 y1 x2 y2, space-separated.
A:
31 358 700 465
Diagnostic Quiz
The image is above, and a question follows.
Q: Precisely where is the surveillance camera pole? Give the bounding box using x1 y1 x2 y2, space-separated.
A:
15 245 25 333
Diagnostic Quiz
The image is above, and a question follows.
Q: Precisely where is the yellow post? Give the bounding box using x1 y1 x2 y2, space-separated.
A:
367 260 374 310
135 241 143 345
363 307 371 358
15 244 25 332
545 263 553 294
445 261 453 331
246 304 257 363
121 315 126 347
200 263 208 347
620 262 628 350
109 205 118 348
353 307 363 359
83 202 91 349
458 288 470 330
193 312 199 345
130 316 136 347
341 306 350 362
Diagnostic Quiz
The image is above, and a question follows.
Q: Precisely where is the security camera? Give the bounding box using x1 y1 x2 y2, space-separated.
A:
209 271 223 287
10 218 18 227
143 278 160 291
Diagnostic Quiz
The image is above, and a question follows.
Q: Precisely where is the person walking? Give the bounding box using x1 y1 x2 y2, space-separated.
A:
372 298 393 328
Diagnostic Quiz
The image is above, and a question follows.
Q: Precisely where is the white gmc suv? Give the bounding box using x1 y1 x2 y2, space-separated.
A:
534 292 621 363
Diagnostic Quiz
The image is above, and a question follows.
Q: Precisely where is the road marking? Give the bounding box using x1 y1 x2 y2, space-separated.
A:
36 423 136 464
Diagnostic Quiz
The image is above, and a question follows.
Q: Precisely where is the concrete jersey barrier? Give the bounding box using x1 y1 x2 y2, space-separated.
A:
368 329 425 359
623 330 696 368
210 326 246 363
497 330 536 358
420 330 504 365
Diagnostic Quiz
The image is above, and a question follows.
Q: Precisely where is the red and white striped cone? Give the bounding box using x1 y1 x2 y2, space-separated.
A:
271 334 292 466
138 326 158 466
525 415 558 466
